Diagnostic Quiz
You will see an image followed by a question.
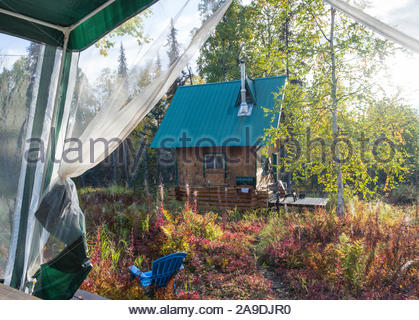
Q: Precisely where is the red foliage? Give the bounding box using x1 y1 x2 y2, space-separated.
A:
79 189 417 300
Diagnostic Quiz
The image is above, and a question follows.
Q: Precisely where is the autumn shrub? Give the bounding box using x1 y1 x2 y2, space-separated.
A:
387 183 418 205
81 228 147 299
156 206 274 299
79 187 417 300
159 208 223 255
260 198 418 299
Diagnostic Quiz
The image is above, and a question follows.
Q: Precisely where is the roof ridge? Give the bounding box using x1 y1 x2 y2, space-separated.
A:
253 75 288 81
178 79 240 89
178 75 287 90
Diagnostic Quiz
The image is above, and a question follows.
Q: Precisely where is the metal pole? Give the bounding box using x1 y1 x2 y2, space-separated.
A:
0 7 65 31
39 30 70 192
68 0 117 31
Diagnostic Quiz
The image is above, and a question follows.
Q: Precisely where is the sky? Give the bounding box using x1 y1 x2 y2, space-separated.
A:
351 0 419 108
0 0 418 109
363 0 419 39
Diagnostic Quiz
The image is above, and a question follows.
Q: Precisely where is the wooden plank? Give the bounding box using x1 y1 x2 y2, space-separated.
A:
72 289 109 300
168 186 271 210
177 196 255 203
175 186 256 191
0 283 39 300
198 203 255 210
269 196 329 207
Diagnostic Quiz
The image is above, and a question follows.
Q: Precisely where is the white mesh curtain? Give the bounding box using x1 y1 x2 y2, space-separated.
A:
60 0 233 178
325 0 419 53
3 0 232 298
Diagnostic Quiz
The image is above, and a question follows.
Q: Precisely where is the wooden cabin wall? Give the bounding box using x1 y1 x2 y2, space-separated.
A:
176 147 256 187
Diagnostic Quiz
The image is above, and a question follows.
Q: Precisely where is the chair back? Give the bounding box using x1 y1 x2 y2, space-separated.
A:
151 252 187 288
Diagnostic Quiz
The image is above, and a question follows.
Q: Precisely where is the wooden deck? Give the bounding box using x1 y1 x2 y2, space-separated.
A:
0 283 39 300
0 283 109 300
268 195 329 208
168 186 329 210
72 289 109 300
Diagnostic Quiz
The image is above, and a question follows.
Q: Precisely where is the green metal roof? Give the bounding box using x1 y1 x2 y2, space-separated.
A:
151 76 287 149
0 0 157 51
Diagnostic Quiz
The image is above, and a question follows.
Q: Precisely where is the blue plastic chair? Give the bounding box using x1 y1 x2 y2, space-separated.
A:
129 252 187 295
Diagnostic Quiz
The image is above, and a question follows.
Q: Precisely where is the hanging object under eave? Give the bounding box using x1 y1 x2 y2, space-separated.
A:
324 0 419 53
0 0 159 51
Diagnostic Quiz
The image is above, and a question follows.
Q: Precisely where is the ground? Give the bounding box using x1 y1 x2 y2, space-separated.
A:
78 187 418 300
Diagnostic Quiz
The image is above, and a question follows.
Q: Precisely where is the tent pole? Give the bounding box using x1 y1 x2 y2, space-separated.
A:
68 0 117 31
40 30 70 191
0 8 65 32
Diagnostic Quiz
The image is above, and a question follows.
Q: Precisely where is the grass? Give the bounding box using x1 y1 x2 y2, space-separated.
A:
78 186 418 300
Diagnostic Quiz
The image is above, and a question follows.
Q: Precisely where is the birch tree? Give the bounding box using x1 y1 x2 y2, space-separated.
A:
329 7 344 216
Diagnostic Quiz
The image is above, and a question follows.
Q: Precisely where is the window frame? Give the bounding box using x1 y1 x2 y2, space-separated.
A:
204 153 225 170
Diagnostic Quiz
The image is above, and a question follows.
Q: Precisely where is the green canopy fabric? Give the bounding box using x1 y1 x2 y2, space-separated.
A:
0 0 158 51
33 236 92 300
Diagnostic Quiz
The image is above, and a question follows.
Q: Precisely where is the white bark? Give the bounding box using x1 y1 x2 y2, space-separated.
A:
330 7 345 218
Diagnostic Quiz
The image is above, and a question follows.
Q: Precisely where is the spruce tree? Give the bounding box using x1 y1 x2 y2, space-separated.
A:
167 19 180 67
25 42 41 108
118 42 128 79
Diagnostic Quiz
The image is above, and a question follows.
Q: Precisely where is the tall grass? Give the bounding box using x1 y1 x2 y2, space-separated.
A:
78 187 417 300
258 198 418 299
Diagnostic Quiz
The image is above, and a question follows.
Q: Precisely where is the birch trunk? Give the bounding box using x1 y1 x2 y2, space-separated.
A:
330 7 345 218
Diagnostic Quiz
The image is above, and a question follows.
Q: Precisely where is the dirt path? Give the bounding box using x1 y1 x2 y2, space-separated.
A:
258 266 293 299
252 236 293 299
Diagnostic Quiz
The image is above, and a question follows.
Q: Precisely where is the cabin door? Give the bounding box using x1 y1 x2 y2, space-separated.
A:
204 153 226 186
205 170 225 185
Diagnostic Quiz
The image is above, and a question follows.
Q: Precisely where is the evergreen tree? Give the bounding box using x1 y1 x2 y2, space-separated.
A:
26 43 41 76
128 22 188 188
118 43 128 79
155 53 162 78
25 42 41 109
167 19 180 67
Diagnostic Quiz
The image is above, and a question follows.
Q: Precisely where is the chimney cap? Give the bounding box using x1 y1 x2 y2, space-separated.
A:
240 59 245 64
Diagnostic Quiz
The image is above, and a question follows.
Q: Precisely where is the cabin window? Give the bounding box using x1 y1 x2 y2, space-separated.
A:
204 153 225 169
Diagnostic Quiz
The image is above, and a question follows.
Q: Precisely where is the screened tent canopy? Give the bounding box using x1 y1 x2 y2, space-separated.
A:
0 0 234 299
0 0 157 50
0 0 418 300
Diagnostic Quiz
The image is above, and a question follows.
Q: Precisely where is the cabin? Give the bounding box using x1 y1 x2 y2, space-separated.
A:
151 62 287 209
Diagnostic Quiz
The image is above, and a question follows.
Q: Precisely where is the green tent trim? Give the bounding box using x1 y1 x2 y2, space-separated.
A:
33 236 92 300
0 0 158 51
9 46 59 289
